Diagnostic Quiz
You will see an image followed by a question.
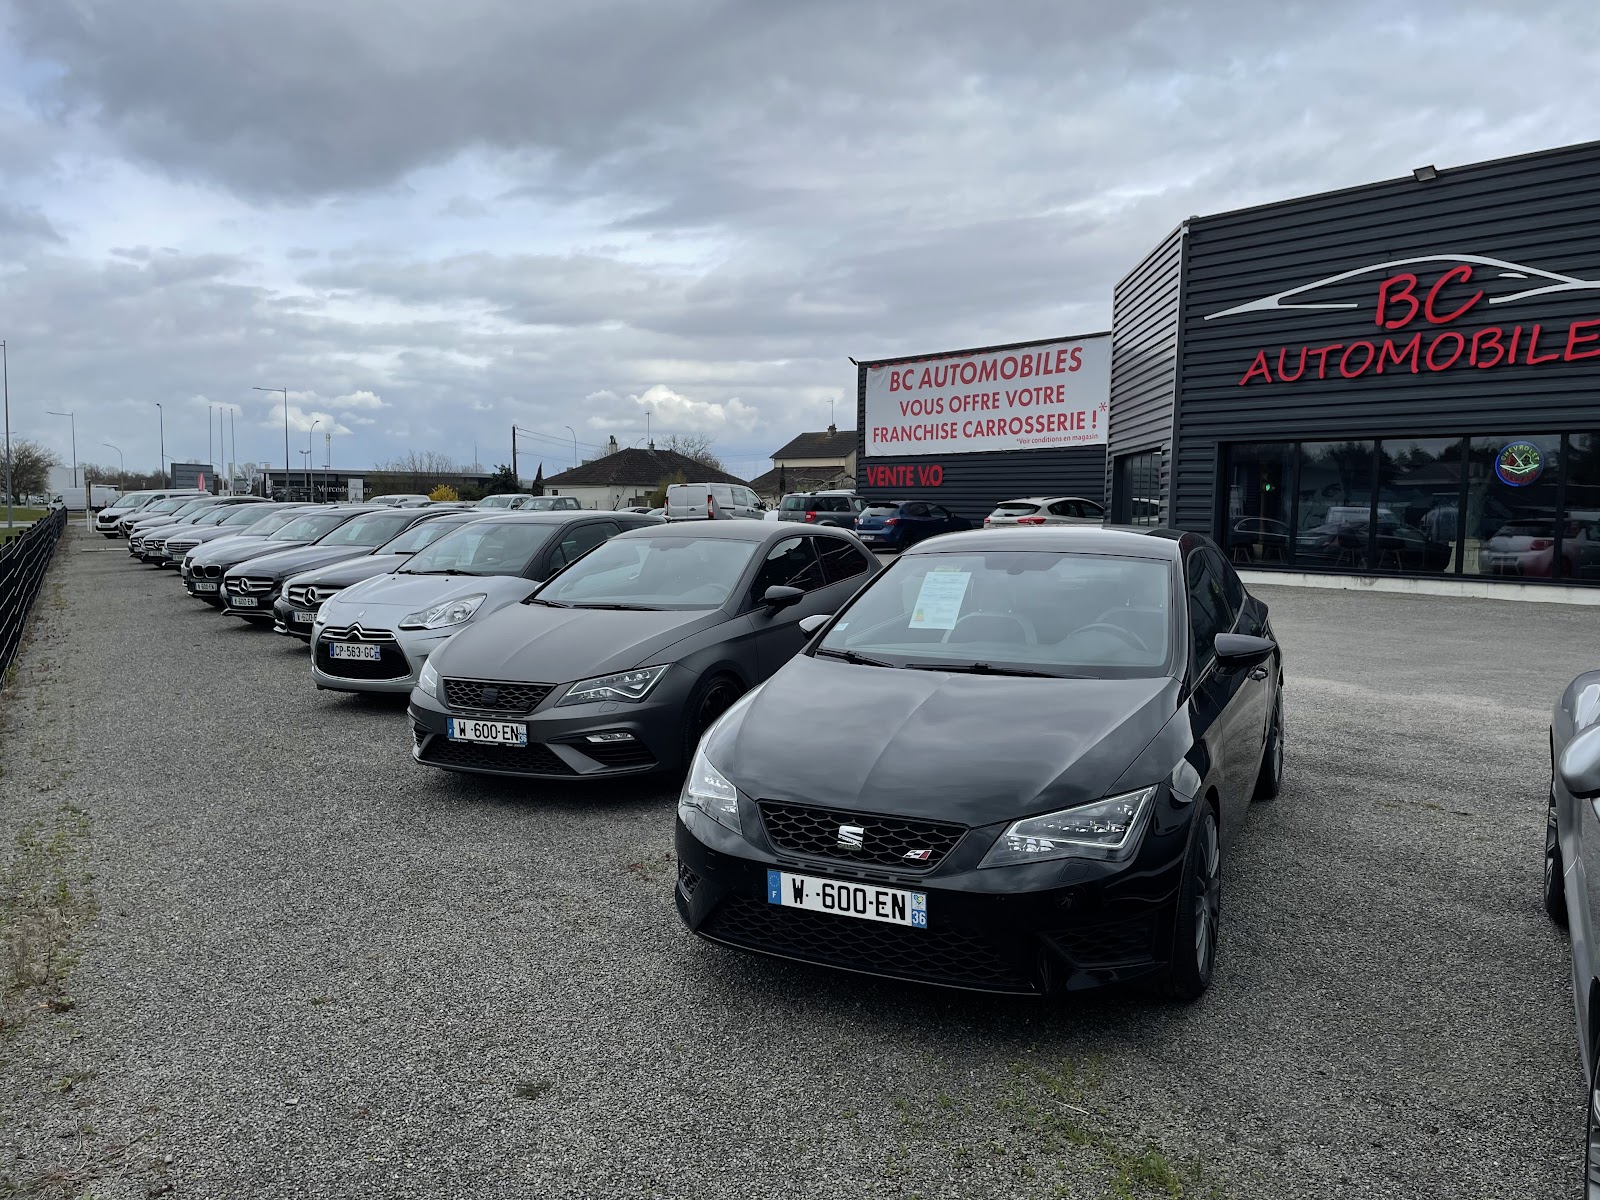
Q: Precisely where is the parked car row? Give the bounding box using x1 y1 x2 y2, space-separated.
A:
766 491 1105 550
107 495 1288 1009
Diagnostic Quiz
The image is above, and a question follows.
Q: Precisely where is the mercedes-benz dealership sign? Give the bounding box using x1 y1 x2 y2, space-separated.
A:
863 335 1110 458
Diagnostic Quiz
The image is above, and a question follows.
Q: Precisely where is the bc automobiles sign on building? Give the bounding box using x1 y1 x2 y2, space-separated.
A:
855 333 1112 521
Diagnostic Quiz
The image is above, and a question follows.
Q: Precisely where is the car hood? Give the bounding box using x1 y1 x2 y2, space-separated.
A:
287 553 411 588
228 544 378 580
432 604 719 683
196 537 313 570
318 572 535 625
712 655 1181 826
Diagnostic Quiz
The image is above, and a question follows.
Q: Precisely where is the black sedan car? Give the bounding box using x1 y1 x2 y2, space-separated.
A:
1541 672 1600 1187
407 522 879 779
220 506 440 623
674 526 1284 999
186 507 373 606
273 509 503 638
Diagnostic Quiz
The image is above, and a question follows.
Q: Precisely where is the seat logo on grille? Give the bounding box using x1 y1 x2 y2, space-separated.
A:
479 686 499 704
836 824 865 849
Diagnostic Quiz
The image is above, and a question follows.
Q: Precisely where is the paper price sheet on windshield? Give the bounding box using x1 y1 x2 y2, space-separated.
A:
909 569 969 631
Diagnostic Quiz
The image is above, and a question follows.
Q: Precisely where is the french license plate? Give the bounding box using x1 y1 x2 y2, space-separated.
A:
231 595 258 608
447 718 528 746
858 532 878 540
766 869 927 928
194 581 218 593
328 642 381 661
291 609 315 624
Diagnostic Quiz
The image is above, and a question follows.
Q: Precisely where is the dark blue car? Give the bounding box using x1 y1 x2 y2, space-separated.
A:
853 500 973 551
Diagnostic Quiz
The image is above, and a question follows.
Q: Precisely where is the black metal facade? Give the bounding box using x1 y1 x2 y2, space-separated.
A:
855 335 1109 525
1110 138 1600 585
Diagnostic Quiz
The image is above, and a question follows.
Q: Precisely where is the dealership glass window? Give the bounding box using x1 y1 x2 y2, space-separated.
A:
1462 435 1563 578
1374 438 1464 575
1566 434 1600 581
1224 443 1294 566
1118 450 1163 526
1296 441 1376 570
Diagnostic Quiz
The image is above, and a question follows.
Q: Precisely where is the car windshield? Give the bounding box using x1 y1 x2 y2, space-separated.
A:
270 511 353 542
520 497 573 511
377 518 477 555
143 498 192 515
400 521 555 576
219 505 274 526
992 503 1040 518
818 551 1174 678
232 508 297 533
195 507 237 526
314 510 417 548
477 495 519 508
779 495 809 511
536 536 759 609
862 504 901 518
106 493 148 512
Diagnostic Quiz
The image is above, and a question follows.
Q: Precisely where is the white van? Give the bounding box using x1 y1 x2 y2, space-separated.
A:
665 482 765 521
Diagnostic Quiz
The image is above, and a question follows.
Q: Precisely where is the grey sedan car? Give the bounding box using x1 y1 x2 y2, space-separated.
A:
1543 671 1600 1187
406 522 879 781
311 510 660 695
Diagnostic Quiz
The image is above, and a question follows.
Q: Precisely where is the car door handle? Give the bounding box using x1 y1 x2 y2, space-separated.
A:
1247 666 1269 681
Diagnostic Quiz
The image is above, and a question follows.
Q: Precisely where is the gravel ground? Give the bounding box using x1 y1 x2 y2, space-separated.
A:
0 529 1583 1198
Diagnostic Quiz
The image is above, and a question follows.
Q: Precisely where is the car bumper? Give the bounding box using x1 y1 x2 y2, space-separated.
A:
309 625 455 694
673 795 1193 996
853 529 902 549
272 595 320 640
406 670 700 778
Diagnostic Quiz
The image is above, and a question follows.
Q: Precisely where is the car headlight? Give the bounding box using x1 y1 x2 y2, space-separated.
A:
679 741 740 832
978 787 1157 868
556 665 669 707
417 658 440 699
399 593 486 630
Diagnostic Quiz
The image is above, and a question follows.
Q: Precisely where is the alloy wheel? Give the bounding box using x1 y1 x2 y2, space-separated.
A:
690 678 740 742
1193 811 1221 976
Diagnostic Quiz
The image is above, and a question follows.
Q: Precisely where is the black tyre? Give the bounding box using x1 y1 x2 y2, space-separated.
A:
1253 688 1284 802
1164 801 1221 1001
1587 1040 1600 1196
1545 785 1569 927
680 673 743 770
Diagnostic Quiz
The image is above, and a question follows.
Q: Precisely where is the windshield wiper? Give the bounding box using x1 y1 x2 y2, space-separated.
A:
524 596 569 607
566 602 659 610
814 647 895 669
903 661 1081 679
405 567 474 576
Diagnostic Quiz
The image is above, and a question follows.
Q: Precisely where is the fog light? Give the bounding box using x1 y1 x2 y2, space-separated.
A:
585 731 636 743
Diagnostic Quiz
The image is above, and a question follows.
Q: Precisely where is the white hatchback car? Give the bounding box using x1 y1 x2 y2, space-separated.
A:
983 496 1105 527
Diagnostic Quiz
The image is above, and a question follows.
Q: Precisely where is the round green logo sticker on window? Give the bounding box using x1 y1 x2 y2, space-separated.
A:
1495 441 1544 487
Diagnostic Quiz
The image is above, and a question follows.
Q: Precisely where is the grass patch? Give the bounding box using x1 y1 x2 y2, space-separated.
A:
1 804 96 1037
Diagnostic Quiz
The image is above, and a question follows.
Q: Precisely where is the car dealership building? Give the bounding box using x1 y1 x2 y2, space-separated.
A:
859 139 1600 589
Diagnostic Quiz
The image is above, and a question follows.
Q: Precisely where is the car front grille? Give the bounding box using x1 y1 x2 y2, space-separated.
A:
677 862 701 899
314 641 409 680
285 583 341 607
416 736 574 776
167 540 198 555
702 894 1030 992
225 575 275 596
442 678 555 715
320 623 398 643
197 563 223 579
757 803 966 871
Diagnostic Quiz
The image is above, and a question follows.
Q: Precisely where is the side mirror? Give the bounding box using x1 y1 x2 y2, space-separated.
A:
1560 725 1600 800
763 585 803 610
798 613 829 636
1214 632 1276 673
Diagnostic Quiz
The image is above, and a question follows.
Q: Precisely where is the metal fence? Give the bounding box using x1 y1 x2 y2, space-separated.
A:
0 509 68 681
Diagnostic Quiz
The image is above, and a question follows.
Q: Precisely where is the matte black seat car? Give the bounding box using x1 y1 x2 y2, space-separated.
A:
407 522 880 779
675 526 1284 999
1540 672 1600 1189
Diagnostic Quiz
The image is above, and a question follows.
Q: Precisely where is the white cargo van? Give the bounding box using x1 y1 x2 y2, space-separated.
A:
664 482 765 521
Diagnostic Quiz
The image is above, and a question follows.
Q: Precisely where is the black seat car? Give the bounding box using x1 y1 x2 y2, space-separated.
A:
674 526 1284 999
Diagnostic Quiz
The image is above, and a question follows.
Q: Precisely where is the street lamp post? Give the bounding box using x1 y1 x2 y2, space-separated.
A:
155 402 165 488
3 340 12 529
307 419 319 500
47 409 76 495
101 442 123 473
253 386 290 500
563 424 578 468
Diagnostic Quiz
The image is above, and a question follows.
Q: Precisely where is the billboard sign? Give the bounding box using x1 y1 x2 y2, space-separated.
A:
863 336 1110 459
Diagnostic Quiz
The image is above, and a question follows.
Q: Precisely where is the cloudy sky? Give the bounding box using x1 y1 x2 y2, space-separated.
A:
0 0 1596 483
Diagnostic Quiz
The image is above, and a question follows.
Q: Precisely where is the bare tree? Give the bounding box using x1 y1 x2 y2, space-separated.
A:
661 433 723 472
2 438 60 498
374 450 459 494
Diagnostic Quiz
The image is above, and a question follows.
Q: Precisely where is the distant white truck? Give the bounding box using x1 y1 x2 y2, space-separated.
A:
46 468 119 511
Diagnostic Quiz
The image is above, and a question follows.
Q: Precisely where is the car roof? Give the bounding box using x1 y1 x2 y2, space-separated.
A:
471 510 657 525
995 496 1094 505
903 525 1187 560
613 519 852 543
